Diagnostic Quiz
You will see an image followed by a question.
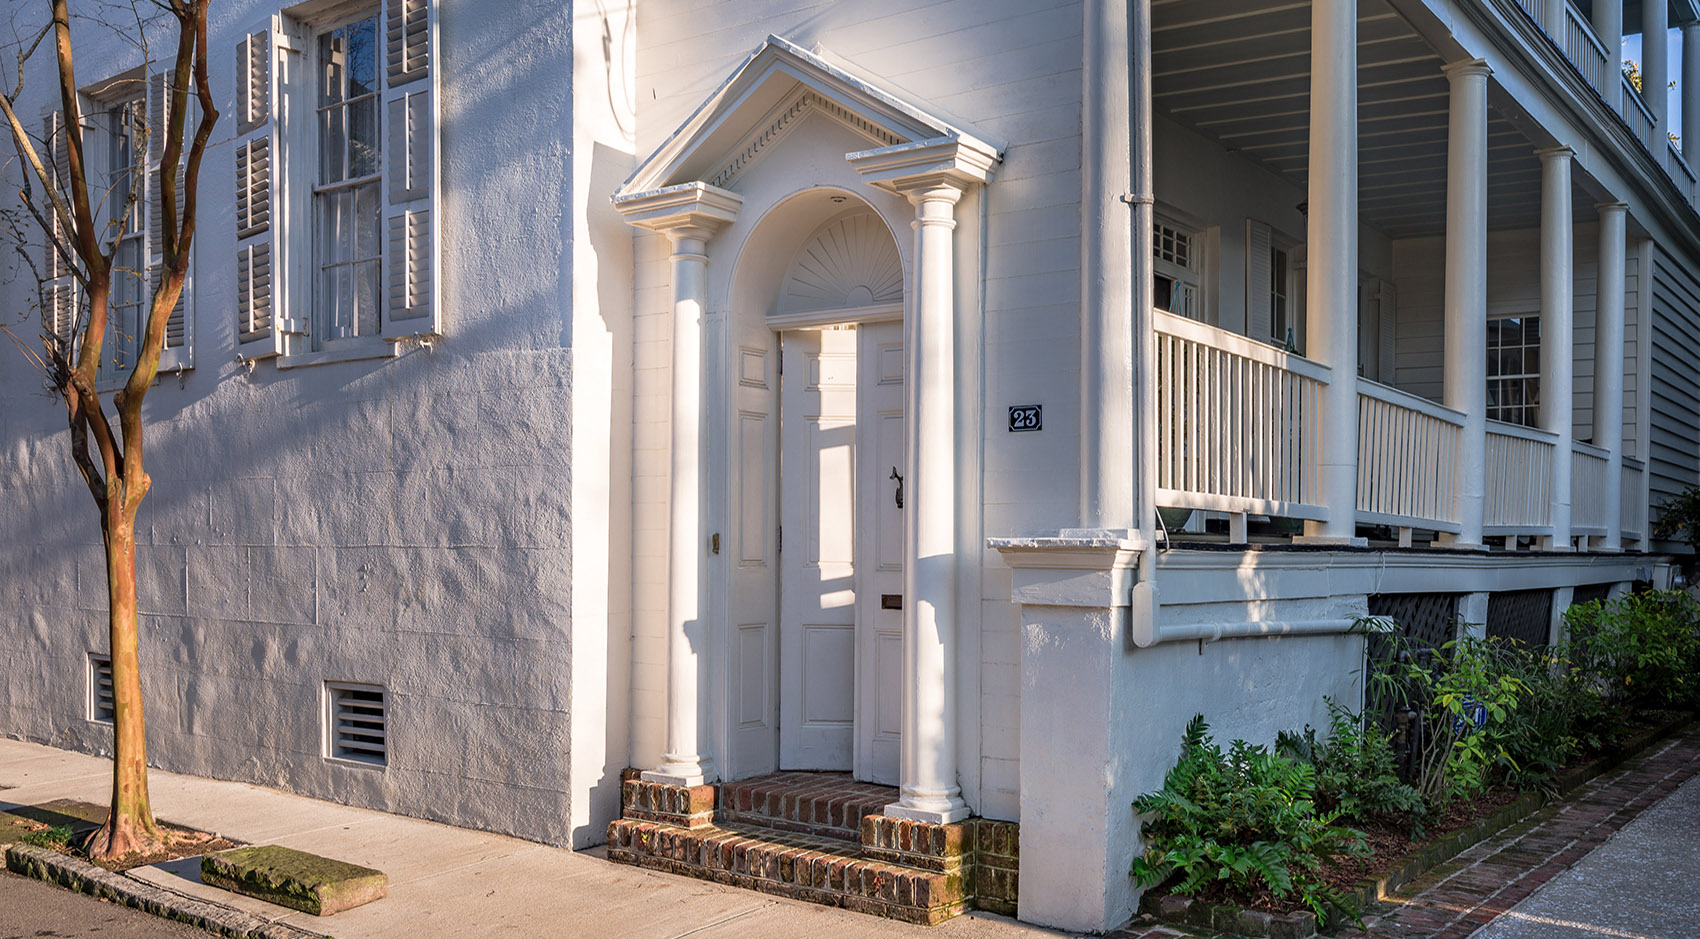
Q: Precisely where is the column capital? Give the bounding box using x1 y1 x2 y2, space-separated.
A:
612 180 742 241
848 135 999 195
1535 145 1576 162
1595 200 1629 213
1442 58 1493 81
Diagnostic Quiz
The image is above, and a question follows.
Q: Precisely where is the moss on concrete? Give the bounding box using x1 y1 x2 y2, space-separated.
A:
201 844 387 916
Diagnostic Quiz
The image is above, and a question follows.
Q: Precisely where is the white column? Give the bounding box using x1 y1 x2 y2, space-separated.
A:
1296 0 1363 546
887 183 970 824
1594 202 1628 551
1538 147 1575 552
613 183 741 788
1644 0 1670 146
1685 26 1700 164
1442 60 1492 549
1595 0 1624 110
651 225 718 785
1080 0 1135 533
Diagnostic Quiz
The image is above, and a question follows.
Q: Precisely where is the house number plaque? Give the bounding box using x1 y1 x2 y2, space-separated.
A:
1008 405 1042 432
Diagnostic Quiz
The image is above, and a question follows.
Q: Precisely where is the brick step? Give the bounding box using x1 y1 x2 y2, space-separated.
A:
715 772 894 842
606 818 967 925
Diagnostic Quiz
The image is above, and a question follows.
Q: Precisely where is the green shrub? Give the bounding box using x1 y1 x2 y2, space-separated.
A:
1368 635 1526 806
1277 699 1425 829
1564 590 1700 712
1131 716 1369 919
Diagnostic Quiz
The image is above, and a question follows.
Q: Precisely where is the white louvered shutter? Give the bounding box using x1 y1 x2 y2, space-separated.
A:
149 71 196 370
1245 219 1273 343
234 19 284 358
381 0 439 338
40 108 78 353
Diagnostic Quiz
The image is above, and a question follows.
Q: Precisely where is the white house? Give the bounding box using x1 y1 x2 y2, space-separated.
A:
2 0 1696 932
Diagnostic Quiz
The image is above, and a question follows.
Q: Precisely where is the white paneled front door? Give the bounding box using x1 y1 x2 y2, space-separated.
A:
777 322 904 781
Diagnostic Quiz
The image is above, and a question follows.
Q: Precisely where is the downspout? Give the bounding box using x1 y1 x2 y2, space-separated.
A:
1129 0 1161 646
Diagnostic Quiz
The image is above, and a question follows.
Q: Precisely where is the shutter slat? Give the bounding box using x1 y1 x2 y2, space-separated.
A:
234 19 280 358
386 0 429 85
1247 219 1273 342
381 0 437 340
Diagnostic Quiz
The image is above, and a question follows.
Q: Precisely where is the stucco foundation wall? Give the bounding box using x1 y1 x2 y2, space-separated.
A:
0 0 587 846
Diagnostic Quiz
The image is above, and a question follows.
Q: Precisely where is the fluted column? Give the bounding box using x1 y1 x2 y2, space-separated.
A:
1644 0 1670 147
851 139 998 826
1296 0 1363 545
1538 147 1575 552
614 183 742 787
1442 60 1492 549
1594 202 1628 551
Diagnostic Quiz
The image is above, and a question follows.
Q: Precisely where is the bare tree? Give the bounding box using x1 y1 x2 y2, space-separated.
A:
0 0 215 859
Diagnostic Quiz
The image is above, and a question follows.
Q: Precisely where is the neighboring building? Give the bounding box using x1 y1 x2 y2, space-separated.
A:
1 0 1696 932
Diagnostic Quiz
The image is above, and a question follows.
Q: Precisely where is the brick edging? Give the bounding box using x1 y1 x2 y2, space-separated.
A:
5 843 328 939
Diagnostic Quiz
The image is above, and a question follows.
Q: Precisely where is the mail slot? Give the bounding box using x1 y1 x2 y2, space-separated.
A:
881 594 903 610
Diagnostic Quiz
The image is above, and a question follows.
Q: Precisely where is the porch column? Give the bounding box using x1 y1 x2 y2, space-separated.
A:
1297 0 1363 546
613 183 743 787
1644 0 1670 147
1538 147 1575 551
1594 0 1624 109
1685 26 1700 164
851 140 998 825
1441 60 1492 549
1594 201 1628 551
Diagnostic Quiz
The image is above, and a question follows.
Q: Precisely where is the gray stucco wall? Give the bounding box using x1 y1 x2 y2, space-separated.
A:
0 0 581 845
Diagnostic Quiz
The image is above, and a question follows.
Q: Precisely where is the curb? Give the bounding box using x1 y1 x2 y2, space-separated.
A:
5 843 329 939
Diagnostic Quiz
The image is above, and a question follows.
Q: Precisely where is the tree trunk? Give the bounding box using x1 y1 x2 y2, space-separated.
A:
85 509 163 858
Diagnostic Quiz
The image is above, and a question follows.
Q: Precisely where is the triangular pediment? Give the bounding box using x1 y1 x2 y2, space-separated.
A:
616 34 1000 199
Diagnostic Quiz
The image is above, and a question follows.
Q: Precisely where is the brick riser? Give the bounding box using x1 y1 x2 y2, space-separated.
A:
716 773 893 843
606 819 967 925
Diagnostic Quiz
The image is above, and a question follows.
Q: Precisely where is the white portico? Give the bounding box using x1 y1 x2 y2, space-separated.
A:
612 36 1000 825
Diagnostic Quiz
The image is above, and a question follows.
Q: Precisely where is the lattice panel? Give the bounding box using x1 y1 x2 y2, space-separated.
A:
1369 592 1460 650
1487 589 1554 648
1572 583 1612 607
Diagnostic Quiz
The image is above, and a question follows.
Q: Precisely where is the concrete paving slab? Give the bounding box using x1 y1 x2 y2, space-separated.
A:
1471 771 1700 939
0 739 1081 939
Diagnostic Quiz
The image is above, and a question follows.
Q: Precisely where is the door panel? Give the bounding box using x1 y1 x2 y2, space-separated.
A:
779 328 859 769
857 321 904 785
729 327 779 779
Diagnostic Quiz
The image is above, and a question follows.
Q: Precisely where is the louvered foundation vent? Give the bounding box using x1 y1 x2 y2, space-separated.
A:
88 654 114 724
325 682 387 766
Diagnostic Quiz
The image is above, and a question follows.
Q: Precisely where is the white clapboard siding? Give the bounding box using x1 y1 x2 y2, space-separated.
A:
380 0 440 339
1154 308 1330 520
1355 377 1464 531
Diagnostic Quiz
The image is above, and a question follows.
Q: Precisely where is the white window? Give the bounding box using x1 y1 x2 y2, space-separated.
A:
39 69 196 381
1154 217 1202 320
1246 218 1299 349
235 0 439 367
1487 314 1540 426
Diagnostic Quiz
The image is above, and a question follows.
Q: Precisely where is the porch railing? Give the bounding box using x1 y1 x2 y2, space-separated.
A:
1561 2 1609 93
1624 75 1656 148
1485 420 1557 534
1154 309 1329 519
1668 144 1698 203
1570 440 1610 536
1623 456 1648 543
1356 378 1464 532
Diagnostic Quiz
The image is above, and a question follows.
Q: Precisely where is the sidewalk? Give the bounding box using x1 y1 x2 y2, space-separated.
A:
0 739 1070 939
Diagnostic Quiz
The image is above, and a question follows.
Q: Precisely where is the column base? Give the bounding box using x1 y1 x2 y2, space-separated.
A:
885 789 971 825
642 755 717 787
1434 533 1487 550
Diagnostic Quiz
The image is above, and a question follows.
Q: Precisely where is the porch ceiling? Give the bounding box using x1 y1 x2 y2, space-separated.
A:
1152 0 1597 238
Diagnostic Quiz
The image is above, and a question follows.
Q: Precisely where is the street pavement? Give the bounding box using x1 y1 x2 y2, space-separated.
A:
0 868 210 937
1470 770 1700 939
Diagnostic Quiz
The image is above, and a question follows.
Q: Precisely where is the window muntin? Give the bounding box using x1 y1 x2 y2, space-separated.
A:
313 14 382 348
1154 218 1201 319
1487 314 1541 427
1269 242 1292 347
